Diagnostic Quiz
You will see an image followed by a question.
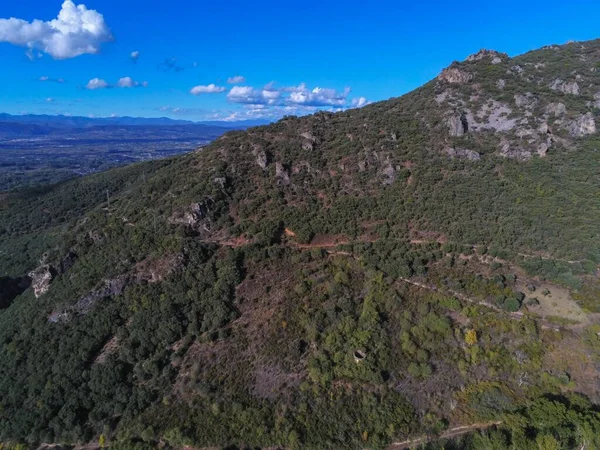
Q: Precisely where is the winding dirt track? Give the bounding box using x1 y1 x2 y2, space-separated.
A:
386 421 503 449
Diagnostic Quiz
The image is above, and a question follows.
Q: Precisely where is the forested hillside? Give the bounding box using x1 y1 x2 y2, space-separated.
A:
1 39 600 450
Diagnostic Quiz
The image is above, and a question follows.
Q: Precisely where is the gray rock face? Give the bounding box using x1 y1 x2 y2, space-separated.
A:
28 265 56 298
447 112 468 136
466 49 505 63
499 143 532 161
496 79 506 89
593 92 600 109
50 276 130 323
438 67 473 84
514 93 537 109
546 102 566 117
381 157 396 185
169 199 214 233
275 162 290 185
550 79 580 95
538 138 553 157
251 143 269 169
465 101 516 132
300 131 317 151
73 276 129 316
446 148 481 161
302 141 314 151
567 112 596 137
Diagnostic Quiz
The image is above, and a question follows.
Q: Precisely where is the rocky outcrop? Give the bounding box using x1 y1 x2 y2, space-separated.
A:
275 162 290 186
446 148 481 161
251 143 269 169
499 143 531 161
496 79 506 89
73 276 129 315
466 49 506 64
514 93 537 109
593 92 600 109
567 112 596 137
169 199 214 233
49 276 130 323
0 276 31 309
300 131 317 151
28 265 57 298
546 102 566 117
465 101 516 132
446 112 468 136
438 67 473 84
549 79 580 95
381 157 396 185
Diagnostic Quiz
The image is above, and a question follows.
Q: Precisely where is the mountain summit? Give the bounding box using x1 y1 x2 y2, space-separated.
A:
1 39 600 450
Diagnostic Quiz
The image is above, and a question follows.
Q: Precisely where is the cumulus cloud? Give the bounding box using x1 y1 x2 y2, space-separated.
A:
40 76 65 83
351 97 370 108
227 75 245 84
86 78 109 90
288 86 351 107
226 82 351 108
116 76 147 88
0 0 112 59
86 77 147 90
190 84 226 95
130 50 140 62
227 85 281 105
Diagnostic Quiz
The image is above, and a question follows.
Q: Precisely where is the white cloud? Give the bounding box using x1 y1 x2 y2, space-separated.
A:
288 86 351 107
227 85 281 105
0 0 113 59
130 50 140 62
227 82 351 108
86 76 146 90
227 75 246 84
351 97 370 108
40 76 65 83
116 76 147 88
190 84 226 95
86 78 109 90
46 97 54 103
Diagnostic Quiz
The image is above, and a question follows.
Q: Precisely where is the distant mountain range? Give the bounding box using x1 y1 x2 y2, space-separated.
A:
0 113 272 129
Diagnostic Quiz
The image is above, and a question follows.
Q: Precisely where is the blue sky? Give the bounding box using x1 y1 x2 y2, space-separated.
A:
1 0 599 122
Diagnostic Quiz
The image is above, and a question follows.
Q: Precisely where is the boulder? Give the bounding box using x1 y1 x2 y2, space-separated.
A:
251 143 269 169
549 79 580 95
446 112 468 136
567 112 596 137
275 162 290 185
546 102 566 117
438 67 473 84
514 93 537 109
28 265 57 298
380 157 396 185
499 143 532 160
446 148 481 161
466 49 506 63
